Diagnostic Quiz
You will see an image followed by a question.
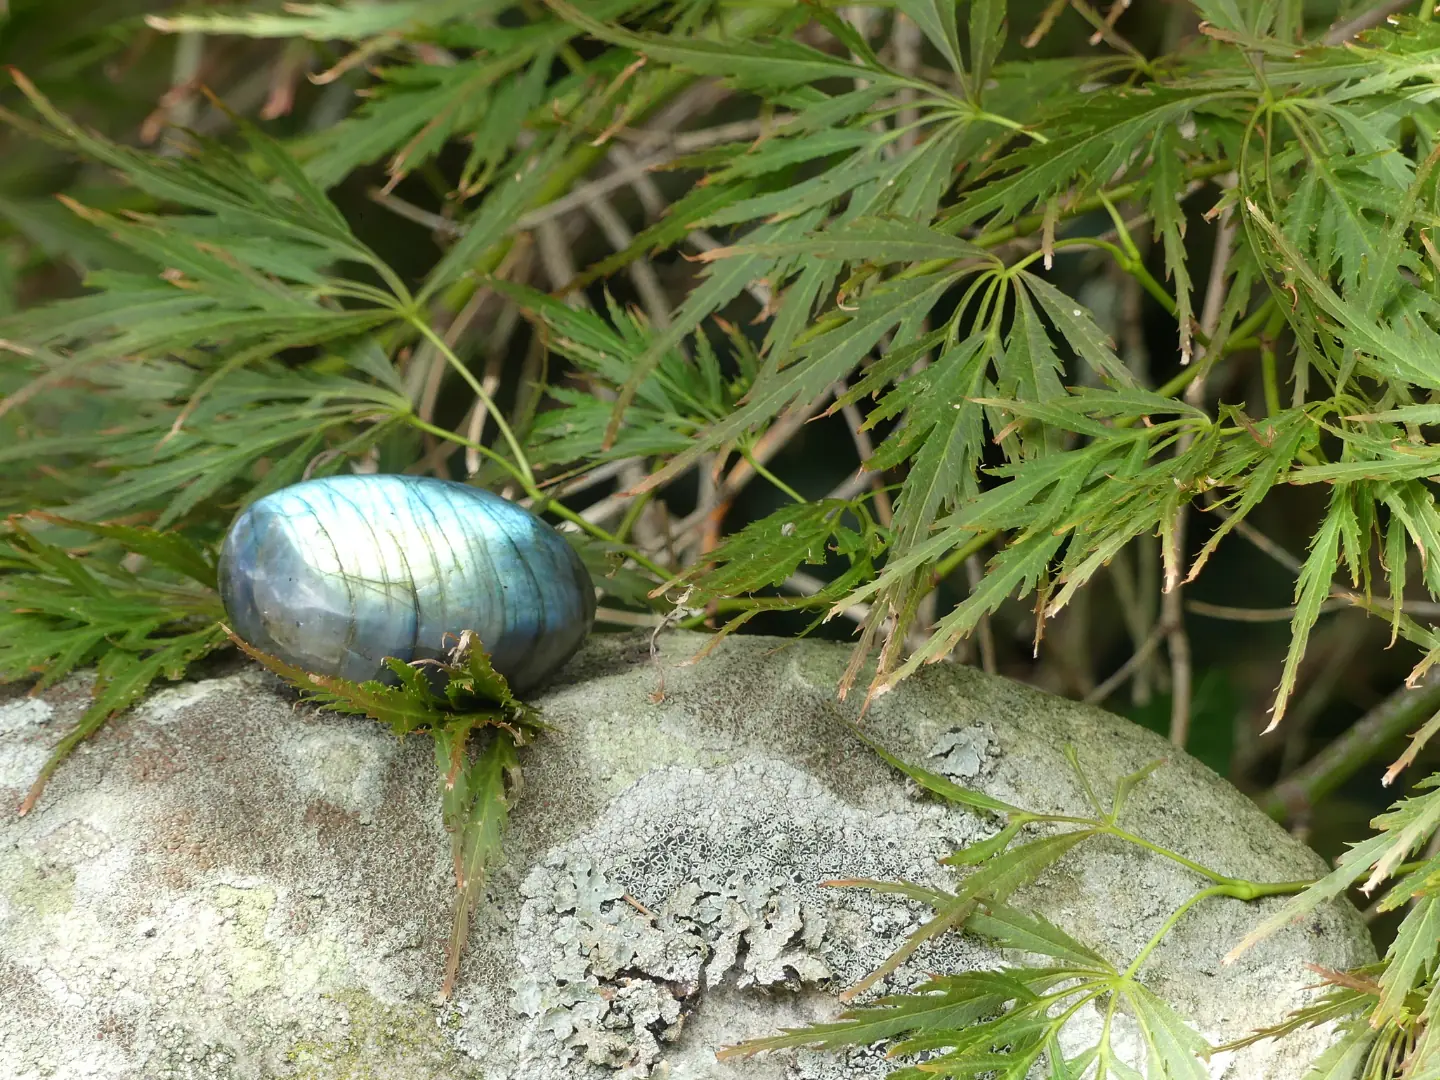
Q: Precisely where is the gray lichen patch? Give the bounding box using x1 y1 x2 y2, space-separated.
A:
476 757 996 1079
925 723 995 783
0 670 453 1080
0 697 53 737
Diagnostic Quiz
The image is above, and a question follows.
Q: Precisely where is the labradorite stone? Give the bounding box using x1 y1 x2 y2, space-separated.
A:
218 474 595 691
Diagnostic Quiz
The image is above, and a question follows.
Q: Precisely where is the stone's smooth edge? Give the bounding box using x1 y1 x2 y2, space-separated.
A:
217 474 596 692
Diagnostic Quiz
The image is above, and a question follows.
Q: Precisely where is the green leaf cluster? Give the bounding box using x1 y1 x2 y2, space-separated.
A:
1230 763 1440 1078
1 515 226 814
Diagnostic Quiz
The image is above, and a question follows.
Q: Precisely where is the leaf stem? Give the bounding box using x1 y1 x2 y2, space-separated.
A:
933 530 1000 583
1125 886 1220 977
1103 823 1236 884
1030 811 1315 895
403 414 671 581
407 318 536 489
406 415 529 487
742 444 806 504
969 105 1050 143
1124 874 1309 980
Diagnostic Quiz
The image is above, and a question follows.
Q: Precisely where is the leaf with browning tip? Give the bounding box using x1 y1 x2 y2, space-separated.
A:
435 726 517 998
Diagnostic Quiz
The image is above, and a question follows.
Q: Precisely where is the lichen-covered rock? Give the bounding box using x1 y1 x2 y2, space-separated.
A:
0 632 1372 1079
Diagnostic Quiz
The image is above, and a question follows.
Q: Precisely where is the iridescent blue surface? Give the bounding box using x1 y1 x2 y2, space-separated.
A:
218 474 595 692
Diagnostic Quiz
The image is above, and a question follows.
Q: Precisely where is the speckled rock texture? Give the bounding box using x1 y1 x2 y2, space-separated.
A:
0 631 1372 1079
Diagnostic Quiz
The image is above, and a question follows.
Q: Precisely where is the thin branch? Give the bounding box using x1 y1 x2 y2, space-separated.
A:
1215 508 1304 575
1259 674 1440 822
563 461 694 531
570 490 630 528
144 31 205 152
1113 268 1158 706
523 458 641 507
623 78 735 149
1107 544 1154 702
510 118 781 235
1208 510 1440 628
594 606 667 627
1279 613 1369 779
1321 0 1411 45
617 114 789 153
891 13 923 155
603 142 772 310
821 470 880 505
1162 202 1236 747
1187 600 1329 623
1086 616 1173 706
606 143 667 217
966 554 998 676
535 218 582 305
669 390 832 542
1190 597 1440 622
837 389 892 523
514 152 670 233
367 186 462 236
464 307 524 478
415 283 494 454
404 237 535 478
1070 0 1148 60
583 194 672 329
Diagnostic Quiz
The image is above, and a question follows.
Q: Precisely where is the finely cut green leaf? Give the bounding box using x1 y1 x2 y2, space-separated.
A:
718 974 1014 1059
436 727 517 997
147 0 485 40
29 514 218 589
639 269 964 492
1149 126 1195 364
895 0 965 78
1127 983 1211 1080
1020 272 1136 386
966 902 1110 968
228 633 447 735
944 820 1025 866
669 500 858 599
969 0 1007 91
1374 893 1440 1026
1298 1025 1376 1080
1268 486 1347 731
841 828 1094 1002
720 215 991 265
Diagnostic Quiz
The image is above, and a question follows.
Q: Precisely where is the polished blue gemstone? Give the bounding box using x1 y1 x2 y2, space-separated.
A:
218 474 595 692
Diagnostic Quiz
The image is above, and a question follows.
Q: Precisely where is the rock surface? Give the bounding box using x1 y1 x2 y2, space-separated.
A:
0 631 1372 1079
